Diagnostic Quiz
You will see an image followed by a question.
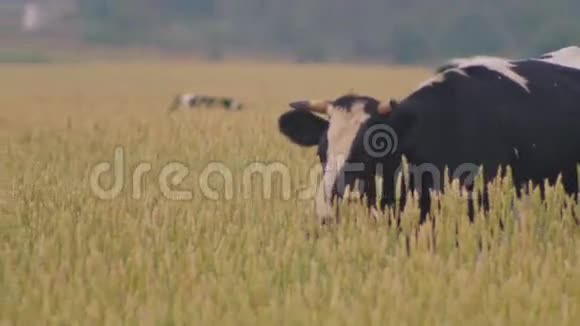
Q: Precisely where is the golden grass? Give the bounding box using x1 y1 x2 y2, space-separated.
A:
0 61 578 325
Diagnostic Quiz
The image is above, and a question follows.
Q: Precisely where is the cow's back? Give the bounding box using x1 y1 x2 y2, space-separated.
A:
397 60 580 185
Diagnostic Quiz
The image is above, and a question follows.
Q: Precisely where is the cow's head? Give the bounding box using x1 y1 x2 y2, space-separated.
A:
278 94 414 220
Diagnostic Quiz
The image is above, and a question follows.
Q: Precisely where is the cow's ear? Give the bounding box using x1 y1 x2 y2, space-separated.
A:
377 98 400 115
278 110 328 147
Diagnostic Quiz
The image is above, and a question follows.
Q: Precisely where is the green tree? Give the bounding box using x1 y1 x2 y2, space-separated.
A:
73 0 580 63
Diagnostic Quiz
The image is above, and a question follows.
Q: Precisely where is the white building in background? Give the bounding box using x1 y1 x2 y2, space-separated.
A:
19 0 76 32
22 2 40 31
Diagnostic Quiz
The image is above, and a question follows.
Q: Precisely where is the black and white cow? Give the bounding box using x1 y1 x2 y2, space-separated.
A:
168 93 243 113
278 46 580 224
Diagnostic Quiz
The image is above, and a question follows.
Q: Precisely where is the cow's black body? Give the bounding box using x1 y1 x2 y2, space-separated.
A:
376 60 580 221
279 51 580 223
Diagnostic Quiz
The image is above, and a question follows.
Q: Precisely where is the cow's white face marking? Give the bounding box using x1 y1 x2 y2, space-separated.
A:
315 101 371 218
537 46 580 70
419 55 530 92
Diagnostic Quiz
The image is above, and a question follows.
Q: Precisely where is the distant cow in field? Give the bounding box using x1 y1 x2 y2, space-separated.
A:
168 93 243 112
278 46 580 225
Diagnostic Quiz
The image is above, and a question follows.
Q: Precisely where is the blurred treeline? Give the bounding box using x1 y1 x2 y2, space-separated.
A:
31 0 580 63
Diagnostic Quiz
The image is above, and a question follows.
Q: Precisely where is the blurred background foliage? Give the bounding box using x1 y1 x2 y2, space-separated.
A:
1 0 579 63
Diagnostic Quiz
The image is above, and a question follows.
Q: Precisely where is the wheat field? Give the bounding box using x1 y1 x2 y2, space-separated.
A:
0 61 578 325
